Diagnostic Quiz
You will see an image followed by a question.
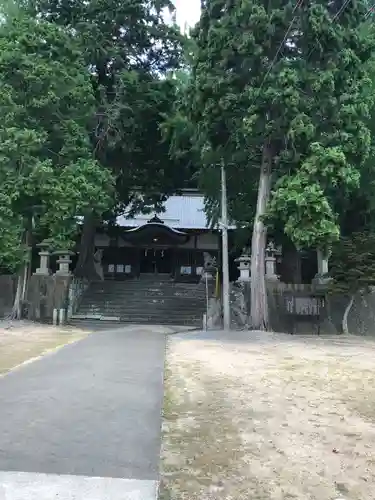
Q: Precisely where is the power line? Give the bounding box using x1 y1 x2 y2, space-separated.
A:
306 0 351 60
221 0 361 155
251 0 304 106
332 0 352 22
306 0 375 61
216 0 304 177
364 1 375 20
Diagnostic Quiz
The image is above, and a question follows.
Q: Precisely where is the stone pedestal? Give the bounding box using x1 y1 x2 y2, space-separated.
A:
314 249 331 285
317 249 329 276
54 251 74 276
34 240 52 276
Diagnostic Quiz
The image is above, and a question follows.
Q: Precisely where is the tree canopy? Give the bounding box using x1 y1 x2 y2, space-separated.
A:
0 12 114 270
181 0 375 328
28 0 191 210
23 0 193 278
330 231 375 333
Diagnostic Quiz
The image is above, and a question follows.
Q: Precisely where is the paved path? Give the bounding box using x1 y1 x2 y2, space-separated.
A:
0 325 169 499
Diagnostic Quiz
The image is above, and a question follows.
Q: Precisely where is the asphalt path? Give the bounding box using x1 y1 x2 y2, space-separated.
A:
0 326 168 499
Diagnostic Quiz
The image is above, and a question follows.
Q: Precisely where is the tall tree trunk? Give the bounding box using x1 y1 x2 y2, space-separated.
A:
250 140 272 331
75 212 101 280
11 226 32 320
11 270 24 320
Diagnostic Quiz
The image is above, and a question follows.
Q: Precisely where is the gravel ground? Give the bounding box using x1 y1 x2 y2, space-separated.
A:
160 331 375 500
0 320 90 375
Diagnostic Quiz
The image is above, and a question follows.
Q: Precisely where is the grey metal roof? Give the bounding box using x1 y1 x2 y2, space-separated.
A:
117 195 209 229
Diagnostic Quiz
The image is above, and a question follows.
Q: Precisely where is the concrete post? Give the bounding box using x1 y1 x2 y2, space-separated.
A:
59 308 65 325
52 308 58 326
221 164 230 330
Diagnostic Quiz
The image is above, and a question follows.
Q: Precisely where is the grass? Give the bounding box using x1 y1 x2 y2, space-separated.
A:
0 321 91 375
160 332 375 500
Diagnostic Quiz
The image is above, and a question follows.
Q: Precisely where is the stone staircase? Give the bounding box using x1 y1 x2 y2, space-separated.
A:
71 274 212 327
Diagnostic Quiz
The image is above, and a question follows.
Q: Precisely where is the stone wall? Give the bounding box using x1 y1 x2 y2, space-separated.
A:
229 281 375 335
330 292 375 336
0 274 72 322
0 275 17 317
26 275 72 322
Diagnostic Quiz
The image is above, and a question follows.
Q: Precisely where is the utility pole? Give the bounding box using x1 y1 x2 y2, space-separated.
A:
221 164 230 330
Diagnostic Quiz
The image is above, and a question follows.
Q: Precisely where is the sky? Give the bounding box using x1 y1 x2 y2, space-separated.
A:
173 0 201 30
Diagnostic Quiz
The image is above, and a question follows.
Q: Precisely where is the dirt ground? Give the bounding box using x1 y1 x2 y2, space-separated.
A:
0 320 90 375
160 331 375 500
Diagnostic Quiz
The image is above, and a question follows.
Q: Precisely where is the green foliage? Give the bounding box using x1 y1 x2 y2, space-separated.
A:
0 13 114 268
185 0 375 249
340 59 375 235
330 232 375 295
28 0 191 213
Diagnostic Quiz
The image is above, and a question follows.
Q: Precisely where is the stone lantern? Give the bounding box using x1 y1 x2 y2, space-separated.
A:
34 239 52 276
235 249 251 282
265 241 280 281
54 250 75 276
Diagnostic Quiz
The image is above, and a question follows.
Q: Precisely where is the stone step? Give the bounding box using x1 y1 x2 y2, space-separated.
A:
88 280 210 288
76 306 205 315
80 290 206 301
69 319 203 329
84 287 211 297
79 298 207 306
82 292 207 299
73 312 203 320
119 318 203 326
71 316 203 326
88 280 209 286
74 278 211 327
79 302 206 314
81 292 207 297
80 305 206 312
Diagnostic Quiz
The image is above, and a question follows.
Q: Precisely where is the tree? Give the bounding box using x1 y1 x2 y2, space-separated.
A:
330 232 375 334
338 62 375 236
187 0 375 329
27 0 191 279
0 12 114 316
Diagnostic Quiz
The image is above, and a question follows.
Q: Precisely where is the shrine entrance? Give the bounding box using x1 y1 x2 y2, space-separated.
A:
139 248 173 274
122 215 187 277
